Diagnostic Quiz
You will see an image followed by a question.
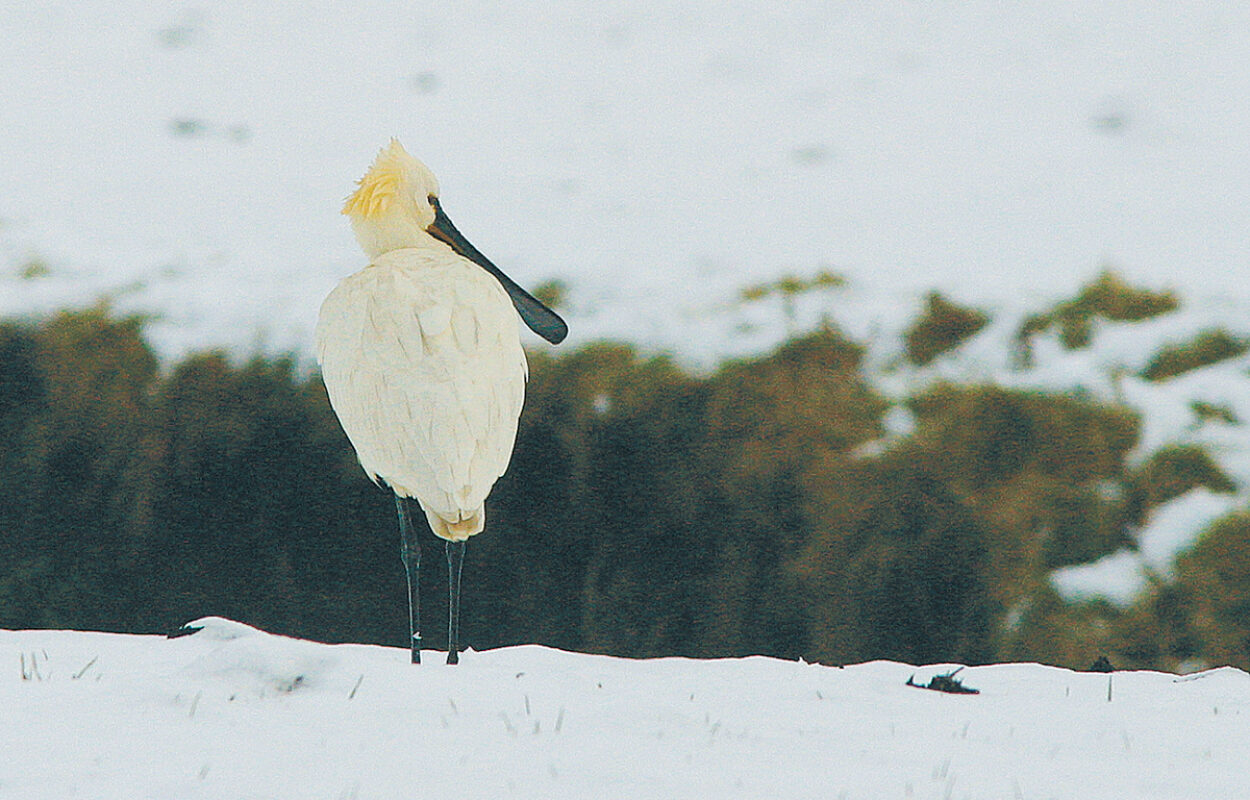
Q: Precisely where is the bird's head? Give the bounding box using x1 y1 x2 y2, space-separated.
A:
342 138 442 257
341 139 570 344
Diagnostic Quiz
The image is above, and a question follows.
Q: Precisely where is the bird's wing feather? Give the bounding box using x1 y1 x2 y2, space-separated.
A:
316 248 527 523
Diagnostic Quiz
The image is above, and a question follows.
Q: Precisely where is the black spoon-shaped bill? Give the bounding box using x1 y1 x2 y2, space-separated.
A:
428 198 568 345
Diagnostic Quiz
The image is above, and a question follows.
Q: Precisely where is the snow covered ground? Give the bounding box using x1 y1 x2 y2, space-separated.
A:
3 617 1247 799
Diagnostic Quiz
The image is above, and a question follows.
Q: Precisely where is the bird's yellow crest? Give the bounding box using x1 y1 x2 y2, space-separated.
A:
342 139 412 219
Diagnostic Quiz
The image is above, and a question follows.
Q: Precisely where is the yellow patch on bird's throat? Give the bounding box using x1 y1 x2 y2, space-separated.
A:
341 140 408 218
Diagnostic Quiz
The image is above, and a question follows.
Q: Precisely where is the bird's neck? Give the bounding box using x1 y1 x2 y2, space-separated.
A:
351 216 444 260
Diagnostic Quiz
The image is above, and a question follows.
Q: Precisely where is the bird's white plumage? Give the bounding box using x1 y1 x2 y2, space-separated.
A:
317 240 526 542
318 140 530 542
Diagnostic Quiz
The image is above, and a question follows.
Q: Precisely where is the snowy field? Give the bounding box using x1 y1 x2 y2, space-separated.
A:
3 617 1248 799
3 5 1250 791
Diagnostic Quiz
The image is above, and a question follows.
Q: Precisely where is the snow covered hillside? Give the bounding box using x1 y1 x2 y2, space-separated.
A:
2 2 1249 363
3 618 1247 799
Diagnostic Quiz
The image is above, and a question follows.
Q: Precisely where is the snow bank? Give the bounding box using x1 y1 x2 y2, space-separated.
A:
2 621 1248 798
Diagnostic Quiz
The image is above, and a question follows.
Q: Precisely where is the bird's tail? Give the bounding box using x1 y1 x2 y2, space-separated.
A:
422 505 485 542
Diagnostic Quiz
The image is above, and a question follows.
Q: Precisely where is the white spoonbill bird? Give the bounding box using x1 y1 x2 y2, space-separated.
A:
316 140 566 664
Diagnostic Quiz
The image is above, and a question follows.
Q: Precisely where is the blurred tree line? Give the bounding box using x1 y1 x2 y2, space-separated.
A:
1 280 1247 670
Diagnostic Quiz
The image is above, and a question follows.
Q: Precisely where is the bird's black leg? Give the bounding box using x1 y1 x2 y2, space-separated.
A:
446 539 466 665
395 495 422 664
